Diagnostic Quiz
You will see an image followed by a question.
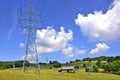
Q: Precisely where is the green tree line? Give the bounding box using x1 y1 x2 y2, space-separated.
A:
82 56 120 62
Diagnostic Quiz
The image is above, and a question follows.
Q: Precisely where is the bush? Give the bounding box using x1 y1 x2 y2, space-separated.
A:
0 63 11 70
93 65 99 72
116 71 120 75
101 60 120 74
96 59 101 68
83 64 86 67
53 63 61 68
85 67 91 72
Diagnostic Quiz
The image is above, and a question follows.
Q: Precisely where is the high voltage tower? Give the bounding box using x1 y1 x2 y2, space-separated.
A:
19 3 44 73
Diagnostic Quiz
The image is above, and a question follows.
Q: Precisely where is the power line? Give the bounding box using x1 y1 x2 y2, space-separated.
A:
44 0 62 23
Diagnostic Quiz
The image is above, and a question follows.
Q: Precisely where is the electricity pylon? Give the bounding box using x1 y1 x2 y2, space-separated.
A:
19 3 43 73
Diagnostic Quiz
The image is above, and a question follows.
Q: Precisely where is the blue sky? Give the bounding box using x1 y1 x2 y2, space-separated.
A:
0 0 120 63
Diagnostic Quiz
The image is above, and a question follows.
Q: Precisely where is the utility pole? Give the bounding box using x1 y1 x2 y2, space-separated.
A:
19 3 43 73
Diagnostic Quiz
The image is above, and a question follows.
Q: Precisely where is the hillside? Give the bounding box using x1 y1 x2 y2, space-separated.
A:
0 68 120 80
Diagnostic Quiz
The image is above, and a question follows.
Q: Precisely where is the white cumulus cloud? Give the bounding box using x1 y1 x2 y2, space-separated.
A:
36 26 86 57
19 42 25 48
62 47 74 58
77 49 87 55
36 26 73 54
75 0 120 42
90 43 110 54
62 47 87 57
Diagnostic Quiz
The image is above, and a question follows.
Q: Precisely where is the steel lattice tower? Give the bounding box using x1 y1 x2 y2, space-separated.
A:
19 3 43 73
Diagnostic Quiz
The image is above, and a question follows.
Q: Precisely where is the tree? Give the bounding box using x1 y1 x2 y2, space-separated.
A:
49 61 53 64
0 63 11 70
107 57 114 62
85 67 91 72
101 62 110 72
53 61 59 64
83 64 86 67
75 59 81 62
101 60 120 74
69 61 74 64
82 57 91 61
93 65 99 72
96 59 101 68
53 63 61 68
66 62 69 64
89 59 92 62
112 60 120 72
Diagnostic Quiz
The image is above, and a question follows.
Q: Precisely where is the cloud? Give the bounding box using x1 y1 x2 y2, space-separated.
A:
75 0 120 42
36 26 73 54
62 47 87 58
62 47 74 58
21 26 86 59
19 42 25 48
77 49 87 55
90 43 110 54
36 26 86 57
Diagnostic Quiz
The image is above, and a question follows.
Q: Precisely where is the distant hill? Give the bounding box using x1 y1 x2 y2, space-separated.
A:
0 56 120 69
82 56 120 62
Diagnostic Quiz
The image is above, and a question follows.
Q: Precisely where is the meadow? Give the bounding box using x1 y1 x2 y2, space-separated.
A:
0 68 120 80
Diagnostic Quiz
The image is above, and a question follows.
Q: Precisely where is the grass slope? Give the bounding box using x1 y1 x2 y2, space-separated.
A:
0 68 120 80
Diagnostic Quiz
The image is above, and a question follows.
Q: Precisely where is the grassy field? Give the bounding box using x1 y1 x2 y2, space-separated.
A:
0 68 120 80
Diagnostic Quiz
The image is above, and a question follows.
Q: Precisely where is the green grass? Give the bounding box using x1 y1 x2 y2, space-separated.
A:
0 68 120 80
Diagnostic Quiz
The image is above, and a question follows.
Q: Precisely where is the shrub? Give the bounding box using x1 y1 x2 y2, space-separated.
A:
0 63 11 70
53 63 61 68
85 67 91 72
93 65 99 72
